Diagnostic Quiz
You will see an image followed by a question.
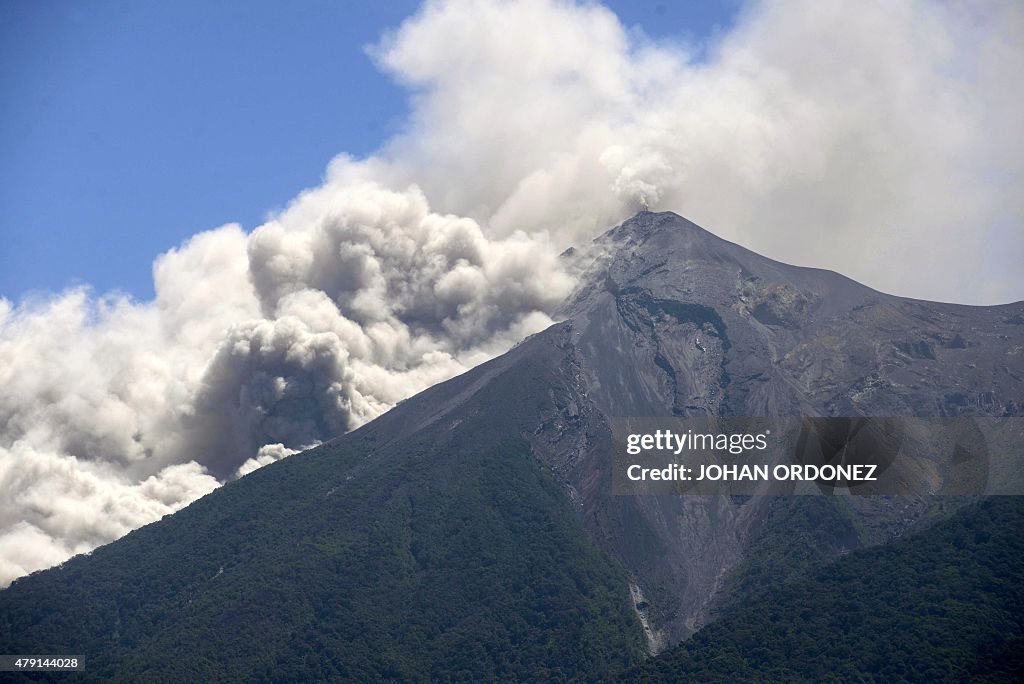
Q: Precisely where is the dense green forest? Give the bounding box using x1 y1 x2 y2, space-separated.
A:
618 496 1024 682
4 452 1022 682
0 351 645 682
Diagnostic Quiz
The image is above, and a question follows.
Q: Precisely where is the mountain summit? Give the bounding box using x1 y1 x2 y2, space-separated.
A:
2 212 1023 681
565 210 1021 419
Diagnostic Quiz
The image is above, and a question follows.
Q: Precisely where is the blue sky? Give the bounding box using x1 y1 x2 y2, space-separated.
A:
0 0 737 301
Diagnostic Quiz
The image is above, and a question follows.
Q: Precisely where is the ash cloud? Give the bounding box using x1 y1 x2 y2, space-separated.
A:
0 185 571 585
2 0 1022 586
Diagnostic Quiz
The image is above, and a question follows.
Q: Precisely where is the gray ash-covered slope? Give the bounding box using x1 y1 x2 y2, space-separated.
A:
543 210 1024 645
564 211 1022 420
1 211 1022 680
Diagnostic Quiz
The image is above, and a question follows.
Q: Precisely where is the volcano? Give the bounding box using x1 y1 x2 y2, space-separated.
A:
2 212 1023 682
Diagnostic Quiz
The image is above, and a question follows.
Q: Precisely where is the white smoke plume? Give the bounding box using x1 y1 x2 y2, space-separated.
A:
2 0 1022 585
0 184 570 585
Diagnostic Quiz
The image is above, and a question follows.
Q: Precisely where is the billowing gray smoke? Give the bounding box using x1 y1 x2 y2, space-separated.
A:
2 0 1022 585
0 185 571 583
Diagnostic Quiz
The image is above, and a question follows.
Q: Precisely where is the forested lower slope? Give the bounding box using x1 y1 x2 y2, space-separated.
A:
0 348 645 683
617 496 1024 682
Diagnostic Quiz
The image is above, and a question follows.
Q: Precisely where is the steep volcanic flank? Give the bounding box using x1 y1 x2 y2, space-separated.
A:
1 212 1022 678
564 211 1023 420
540 211 1024 643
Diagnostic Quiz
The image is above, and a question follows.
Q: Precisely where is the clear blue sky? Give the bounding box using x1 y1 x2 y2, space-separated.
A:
0 0 737 301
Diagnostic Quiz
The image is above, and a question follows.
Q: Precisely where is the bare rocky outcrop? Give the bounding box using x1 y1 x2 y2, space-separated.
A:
519 211 1024 644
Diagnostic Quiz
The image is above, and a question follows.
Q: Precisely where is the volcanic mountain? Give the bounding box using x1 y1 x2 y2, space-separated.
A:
2 212 1023 682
